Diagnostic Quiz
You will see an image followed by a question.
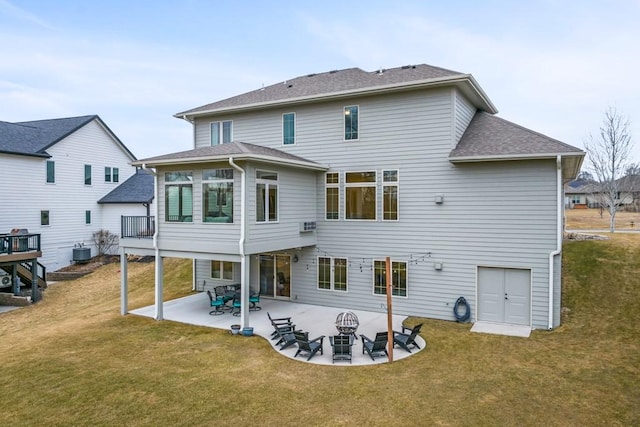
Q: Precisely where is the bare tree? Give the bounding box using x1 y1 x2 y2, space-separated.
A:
92 229 119 256
584 107 634 232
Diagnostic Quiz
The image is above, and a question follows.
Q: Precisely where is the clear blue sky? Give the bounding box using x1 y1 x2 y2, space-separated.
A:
1 0 639 162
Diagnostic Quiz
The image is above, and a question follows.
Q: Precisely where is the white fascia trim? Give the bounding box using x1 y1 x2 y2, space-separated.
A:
449 152 585 163
177 75 498 120
134 154 329 171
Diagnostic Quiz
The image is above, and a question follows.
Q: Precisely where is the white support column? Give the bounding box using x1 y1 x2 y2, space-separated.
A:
120 249 128 315
155 252 164 320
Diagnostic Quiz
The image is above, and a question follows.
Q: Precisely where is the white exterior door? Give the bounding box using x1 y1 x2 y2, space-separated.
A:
478 267 531 326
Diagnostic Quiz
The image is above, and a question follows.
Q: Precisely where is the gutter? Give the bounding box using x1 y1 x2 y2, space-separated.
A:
228 157 247 328
548 155 562 329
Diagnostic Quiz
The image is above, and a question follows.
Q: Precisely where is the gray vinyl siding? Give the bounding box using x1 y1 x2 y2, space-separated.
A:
183 86 559 329
453 89 475 145
195 259 241 291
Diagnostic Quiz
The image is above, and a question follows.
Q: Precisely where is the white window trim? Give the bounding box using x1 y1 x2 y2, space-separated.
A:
211 260 234 281
164 171 194 223
84 164 92 186
343 105 359 141
210 120 233 145
316 256 348 292
202 168 234 224
282 112 296 145
344 170 376 221
256 169 279 223
382 169 400 222
372 259 408 298
325 172 340 221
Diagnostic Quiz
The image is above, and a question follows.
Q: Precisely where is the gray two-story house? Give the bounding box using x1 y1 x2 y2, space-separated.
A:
119 64 584 332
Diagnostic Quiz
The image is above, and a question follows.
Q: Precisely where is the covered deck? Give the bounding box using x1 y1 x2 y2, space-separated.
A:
130 293 426 366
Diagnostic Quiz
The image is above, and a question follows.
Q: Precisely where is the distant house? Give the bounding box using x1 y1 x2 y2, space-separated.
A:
0 115 146 272
120 64 584 331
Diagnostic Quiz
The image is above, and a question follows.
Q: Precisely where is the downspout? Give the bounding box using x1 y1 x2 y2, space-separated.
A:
548 155 562 329
143 163 162 320
228 157 247 329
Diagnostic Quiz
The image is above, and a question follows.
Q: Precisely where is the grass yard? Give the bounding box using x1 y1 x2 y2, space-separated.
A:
0 236 639 426
565 207 640 230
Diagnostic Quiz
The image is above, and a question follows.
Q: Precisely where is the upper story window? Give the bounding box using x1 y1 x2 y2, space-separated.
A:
256 170 278 222
105 167 119 183
211 121 233 145
165 172 193 222
345 171 376 220
203 169 234 223
85 210 91 225
41 210 50 226
84 165 92 185
283 112 295 145
46 160 55 183
373 260 407 297
344 105 359 140
383 170 399 221
325 172 339 220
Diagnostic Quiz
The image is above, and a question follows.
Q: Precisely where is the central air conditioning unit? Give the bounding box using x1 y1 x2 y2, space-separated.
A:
0 276 12 288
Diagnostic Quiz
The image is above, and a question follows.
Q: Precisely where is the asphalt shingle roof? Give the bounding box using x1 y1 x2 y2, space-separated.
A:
450 111 584 159
177 64 465 116
136 141 326 170
98 169 154 204
0 115 97 157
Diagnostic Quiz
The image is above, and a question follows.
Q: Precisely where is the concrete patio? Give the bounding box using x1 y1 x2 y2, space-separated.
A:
130 293 425 366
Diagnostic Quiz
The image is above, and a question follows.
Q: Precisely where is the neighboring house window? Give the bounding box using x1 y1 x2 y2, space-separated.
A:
383 170 399 221
203 169 233 223
345 171 376 220
344 105 358 140
84 165 92 185
41 210 50 226
46 161 55 183
373 260 407 297
256 170 278 222
571 195 581 204
105 167 120 183
211 121 233 145
325 172 339 220
165 172 193 222
85 210 91 225
317 257 347 291
211 260 233 280
283 112 295 145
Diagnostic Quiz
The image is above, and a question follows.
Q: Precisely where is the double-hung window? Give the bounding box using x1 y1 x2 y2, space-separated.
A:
211 121 233 145
373 260 407 296
105 167 119 183
383 170 399 220
46 161 55 183
318 257 348 291
84 165 92 185
165 172 193 222
344 105 358 140
256 171 278 222
345 171 376 220
203 169 233 223
325 172 339 220
283 112 295 145
211 260 233 280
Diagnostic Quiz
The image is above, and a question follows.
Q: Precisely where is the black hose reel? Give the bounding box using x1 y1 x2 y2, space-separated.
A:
453 296 471 322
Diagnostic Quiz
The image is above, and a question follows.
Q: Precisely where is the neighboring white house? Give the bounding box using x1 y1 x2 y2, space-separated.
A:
119 64 585 332
0 115 148 272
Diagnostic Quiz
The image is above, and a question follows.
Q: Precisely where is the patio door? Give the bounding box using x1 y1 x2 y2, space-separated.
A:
259 254 291 299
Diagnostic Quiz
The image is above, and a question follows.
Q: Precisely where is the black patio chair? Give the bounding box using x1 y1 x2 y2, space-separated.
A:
206 290 226 316
360 332 389 361
294 331 325 361
231 294 242 316
272 324 301 350
330 335 353 364
249 291 261 311
267 312 294 338
393 323 423 353
214 285 233 307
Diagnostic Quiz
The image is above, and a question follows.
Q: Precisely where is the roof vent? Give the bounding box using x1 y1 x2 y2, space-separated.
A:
287 84 293 88
329 69 338 74
307 73 316 78
401 65 411 69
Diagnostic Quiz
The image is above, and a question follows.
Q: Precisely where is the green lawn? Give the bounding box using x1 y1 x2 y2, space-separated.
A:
0 238 638 426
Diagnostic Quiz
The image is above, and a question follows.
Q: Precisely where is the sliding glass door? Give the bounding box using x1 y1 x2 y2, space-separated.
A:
259 254 291 299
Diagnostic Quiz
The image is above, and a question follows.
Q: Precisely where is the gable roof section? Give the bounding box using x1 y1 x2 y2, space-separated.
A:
450 111 585 178
98 169 154 204
133 141 328 171
0 115 136 160
176 64 497 118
